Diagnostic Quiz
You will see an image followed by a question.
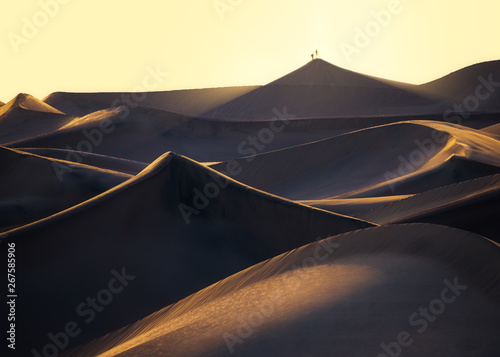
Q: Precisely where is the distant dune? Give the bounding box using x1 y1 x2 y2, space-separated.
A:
202 59 439 120
0 93 71 143
44 86 260 117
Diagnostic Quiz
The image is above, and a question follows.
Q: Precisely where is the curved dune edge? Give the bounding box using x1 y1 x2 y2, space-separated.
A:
0 93 64 117
297 194 413 217
212 120 500 200
2 151 375 354
63 223 500 357
359 174 500 224
43 86 261 117
2 151 373 240
0 146 132 230
17 147 148 175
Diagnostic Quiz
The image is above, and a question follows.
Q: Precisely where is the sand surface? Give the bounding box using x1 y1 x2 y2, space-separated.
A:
1 59 499 356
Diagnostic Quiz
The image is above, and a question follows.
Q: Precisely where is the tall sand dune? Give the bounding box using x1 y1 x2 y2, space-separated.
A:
203 59 439 120
1 151 372 354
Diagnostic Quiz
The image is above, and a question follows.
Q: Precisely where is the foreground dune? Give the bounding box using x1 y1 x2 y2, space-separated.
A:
1 151 372 354
65 224 500 357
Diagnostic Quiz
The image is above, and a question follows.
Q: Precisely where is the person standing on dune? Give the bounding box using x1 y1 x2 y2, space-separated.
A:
315 49 318 58
311 53 314 60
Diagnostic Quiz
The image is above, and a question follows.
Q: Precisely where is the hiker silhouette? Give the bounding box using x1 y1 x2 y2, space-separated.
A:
311 53 314 60
315 49 318 58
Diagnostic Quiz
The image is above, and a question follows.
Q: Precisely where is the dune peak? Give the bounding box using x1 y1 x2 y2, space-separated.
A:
1 93 64 117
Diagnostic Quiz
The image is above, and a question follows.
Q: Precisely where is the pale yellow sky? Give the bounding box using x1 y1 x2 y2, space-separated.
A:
1 0 499 102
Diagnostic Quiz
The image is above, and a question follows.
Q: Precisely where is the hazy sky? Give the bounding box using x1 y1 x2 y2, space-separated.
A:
1 0 499 101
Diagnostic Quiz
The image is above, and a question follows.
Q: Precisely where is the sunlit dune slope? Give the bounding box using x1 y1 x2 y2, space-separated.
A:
66 224 500 357
0 93 72 143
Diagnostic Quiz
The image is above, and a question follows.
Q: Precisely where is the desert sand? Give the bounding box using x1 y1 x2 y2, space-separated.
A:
1 58 499 356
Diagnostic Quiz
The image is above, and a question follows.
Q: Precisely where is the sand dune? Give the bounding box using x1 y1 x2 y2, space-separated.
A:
5 106 402 163
359 174 500 223
17 147 148 175
43 86 260 117
354 174 500 241
482 122 500 136
0 146 130 231
2 151 372 354
416 60 500 105
203 59 439 120
64 224 500 357
298 195 413 217
2 59 500 357
0 93 72 143
1 93 64 115
212 121 500 200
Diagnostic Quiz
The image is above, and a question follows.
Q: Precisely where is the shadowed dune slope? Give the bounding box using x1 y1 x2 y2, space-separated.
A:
482 122 500 136
0 147 131 231
416 60 500 104
43 86 260 117
5 105 408 162
298 195 413 217
203 59 438 120
65 224 500 357
212 121 500 200
356 174 500 241
1 152 372 354
17 148 148 175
